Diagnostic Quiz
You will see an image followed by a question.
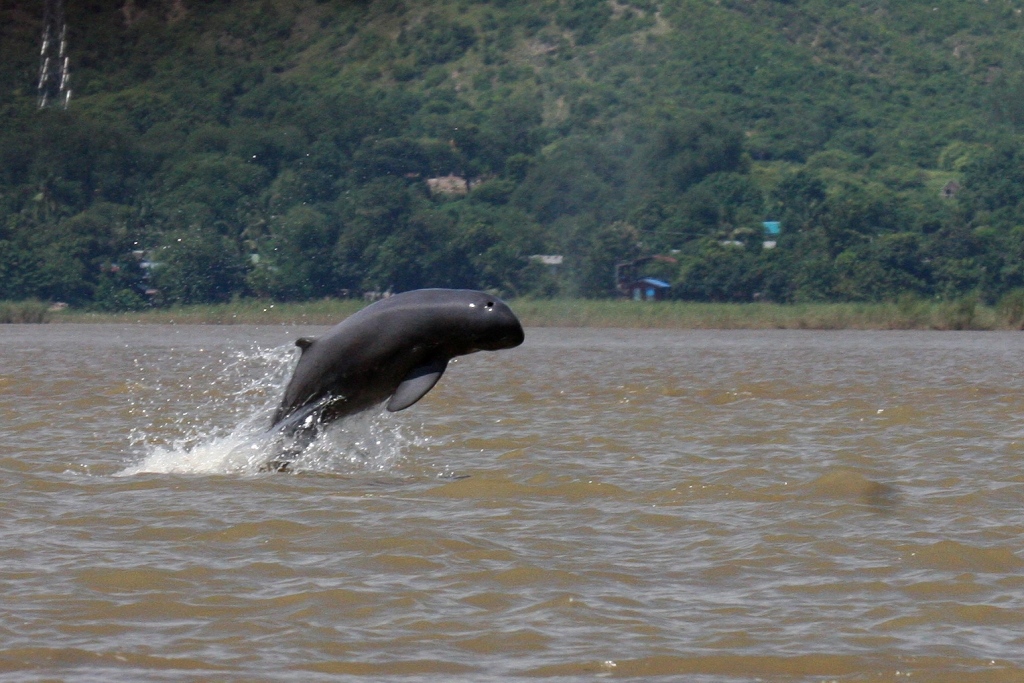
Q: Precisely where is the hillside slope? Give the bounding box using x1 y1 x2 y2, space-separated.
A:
3 0 1024 306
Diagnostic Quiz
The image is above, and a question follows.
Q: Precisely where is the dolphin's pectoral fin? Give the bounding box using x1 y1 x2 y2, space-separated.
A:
387 358 448 412
295 337 316 352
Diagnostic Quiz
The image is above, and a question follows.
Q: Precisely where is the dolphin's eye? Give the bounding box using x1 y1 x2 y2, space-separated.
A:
485 301 494 309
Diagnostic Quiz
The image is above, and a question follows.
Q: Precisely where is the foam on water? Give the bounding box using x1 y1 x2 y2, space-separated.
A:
118 342 426 476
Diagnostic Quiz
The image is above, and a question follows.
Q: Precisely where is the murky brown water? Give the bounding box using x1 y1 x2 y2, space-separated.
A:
1 324 1023 682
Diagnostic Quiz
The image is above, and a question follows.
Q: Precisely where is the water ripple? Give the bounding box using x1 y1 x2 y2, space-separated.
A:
1 327 1024 680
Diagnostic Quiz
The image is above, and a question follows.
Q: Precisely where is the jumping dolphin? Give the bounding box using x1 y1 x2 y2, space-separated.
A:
270 289 525 446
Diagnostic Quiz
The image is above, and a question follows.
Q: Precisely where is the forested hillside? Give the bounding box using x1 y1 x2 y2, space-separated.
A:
4 0 1024 308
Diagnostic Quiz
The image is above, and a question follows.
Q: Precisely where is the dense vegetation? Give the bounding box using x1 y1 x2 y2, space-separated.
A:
4 0 1024 309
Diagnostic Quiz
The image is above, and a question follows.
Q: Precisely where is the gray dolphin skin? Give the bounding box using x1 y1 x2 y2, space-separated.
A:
270 288 525 440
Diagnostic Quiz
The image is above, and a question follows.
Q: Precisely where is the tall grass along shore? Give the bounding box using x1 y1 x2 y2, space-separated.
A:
0 300 52 324
10 294 1024 330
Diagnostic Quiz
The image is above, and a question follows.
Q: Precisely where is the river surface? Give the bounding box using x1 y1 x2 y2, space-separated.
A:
1 325 1023 682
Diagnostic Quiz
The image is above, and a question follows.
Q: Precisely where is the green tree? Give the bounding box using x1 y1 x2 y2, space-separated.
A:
248 205 338 300
674 240 763 302
648 117 746 192
152 228 246 304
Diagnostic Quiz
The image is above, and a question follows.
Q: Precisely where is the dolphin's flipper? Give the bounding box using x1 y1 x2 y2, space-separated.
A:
387 358 448 412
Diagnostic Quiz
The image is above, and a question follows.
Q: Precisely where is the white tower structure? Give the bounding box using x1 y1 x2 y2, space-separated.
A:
38 0 71 109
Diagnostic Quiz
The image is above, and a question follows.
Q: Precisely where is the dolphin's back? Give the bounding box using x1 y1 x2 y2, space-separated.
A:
272 308 405 426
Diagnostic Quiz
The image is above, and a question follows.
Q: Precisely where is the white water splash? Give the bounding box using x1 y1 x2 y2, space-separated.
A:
118 342 426 476
119 427 275 476
273 410 426 474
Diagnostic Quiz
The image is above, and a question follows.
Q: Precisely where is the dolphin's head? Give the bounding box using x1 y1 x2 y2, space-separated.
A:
410 289 523 353
461 292 525 351
369 289 524 357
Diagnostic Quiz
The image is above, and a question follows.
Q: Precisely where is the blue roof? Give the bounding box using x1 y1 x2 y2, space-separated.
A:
638 278 670 288
763 221 781 235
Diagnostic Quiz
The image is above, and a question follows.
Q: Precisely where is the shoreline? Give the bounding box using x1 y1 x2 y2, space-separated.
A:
13 297 1022 330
